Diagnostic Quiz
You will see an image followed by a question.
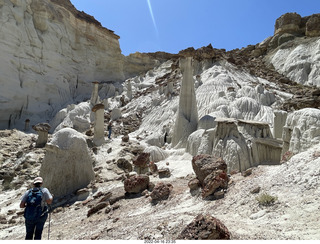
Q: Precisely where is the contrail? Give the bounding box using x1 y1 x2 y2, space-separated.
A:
147 0 159 36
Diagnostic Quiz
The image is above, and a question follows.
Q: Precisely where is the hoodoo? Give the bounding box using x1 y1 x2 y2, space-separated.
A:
172 57 199 148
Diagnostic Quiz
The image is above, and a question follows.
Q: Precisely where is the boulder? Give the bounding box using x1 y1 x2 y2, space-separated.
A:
202 170 228 198
133 152 150 174
192 154 228 199
191 154 227 185
133 152 150 168
122 134 129 142
116 158 133 172
150 182 173 202
40 128 95 198
178 214 231 240
158 168 171 178
124 175 150 194
148 161 158 173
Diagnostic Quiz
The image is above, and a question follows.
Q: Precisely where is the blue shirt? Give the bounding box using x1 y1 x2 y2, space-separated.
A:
21 187 53 209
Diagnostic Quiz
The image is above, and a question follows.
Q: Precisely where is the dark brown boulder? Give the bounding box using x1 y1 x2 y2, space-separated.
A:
149 161 158 173
178 214 230 240
124 175 149 193
117 158 133 172
150 182 173 202
122 134 129 142
191 155 228 199
158 168 171 178
202 170 228 198
133 152 150 168
191 154 227 185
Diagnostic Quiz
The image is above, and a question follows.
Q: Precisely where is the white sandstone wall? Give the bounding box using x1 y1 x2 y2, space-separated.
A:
282 108 320 155
0 0 124 130
266 37 320 87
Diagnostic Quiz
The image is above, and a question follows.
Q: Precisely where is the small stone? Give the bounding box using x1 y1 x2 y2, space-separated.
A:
16 151 23 158
158 168 171 178
242 168 252 177
98 192 112 203
105 206 112 214
188 178 200 191
213 190 224 199
87 202 109 217
251 186 261 194
122 135 129 142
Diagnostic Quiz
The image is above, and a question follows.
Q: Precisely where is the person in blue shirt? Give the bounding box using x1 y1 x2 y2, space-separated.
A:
20 177 53 240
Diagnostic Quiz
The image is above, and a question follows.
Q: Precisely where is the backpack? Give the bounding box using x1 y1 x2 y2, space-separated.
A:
24 188 46 221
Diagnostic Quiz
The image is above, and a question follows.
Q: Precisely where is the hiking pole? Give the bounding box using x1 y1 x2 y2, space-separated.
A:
48 206 51 240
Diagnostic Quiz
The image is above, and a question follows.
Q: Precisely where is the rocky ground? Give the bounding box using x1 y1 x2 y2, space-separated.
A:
1 129 320 240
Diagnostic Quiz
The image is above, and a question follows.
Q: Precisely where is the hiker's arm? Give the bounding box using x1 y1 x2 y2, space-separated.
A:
20 201 26 208
46 193 53 205
46 197 53 205
43 188 53 205
20 192 28 208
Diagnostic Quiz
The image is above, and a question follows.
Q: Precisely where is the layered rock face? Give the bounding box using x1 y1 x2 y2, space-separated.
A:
282 108 320 155
274 12 320 37
0 0 124 130
123 51 178 79
265 13 320 87
186 118 282 173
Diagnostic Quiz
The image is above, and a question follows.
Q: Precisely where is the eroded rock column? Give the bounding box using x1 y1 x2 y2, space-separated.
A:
127 80 132 100
32 123 51 148
24 119 30 131
172 57 198 148
273 110 287 139
90 81 100 106
92 103 105 146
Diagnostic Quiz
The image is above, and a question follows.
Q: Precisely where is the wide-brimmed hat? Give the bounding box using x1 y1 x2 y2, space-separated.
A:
33 177 43 184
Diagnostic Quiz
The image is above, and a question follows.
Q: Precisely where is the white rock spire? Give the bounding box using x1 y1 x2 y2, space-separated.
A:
172 57 198 148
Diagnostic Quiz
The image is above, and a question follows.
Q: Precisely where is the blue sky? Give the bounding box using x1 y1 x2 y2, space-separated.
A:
70 0 319 56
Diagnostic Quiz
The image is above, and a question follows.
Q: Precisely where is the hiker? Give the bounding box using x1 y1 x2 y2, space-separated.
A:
107 122 112 139
20 177 53 240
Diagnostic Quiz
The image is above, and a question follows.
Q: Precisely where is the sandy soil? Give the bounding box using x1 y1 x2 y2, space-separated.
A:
1 131 320 240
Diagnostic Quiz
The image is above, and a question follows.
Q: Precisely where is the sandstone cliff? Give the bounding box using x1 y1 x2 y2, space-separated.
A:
0 0 125 130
